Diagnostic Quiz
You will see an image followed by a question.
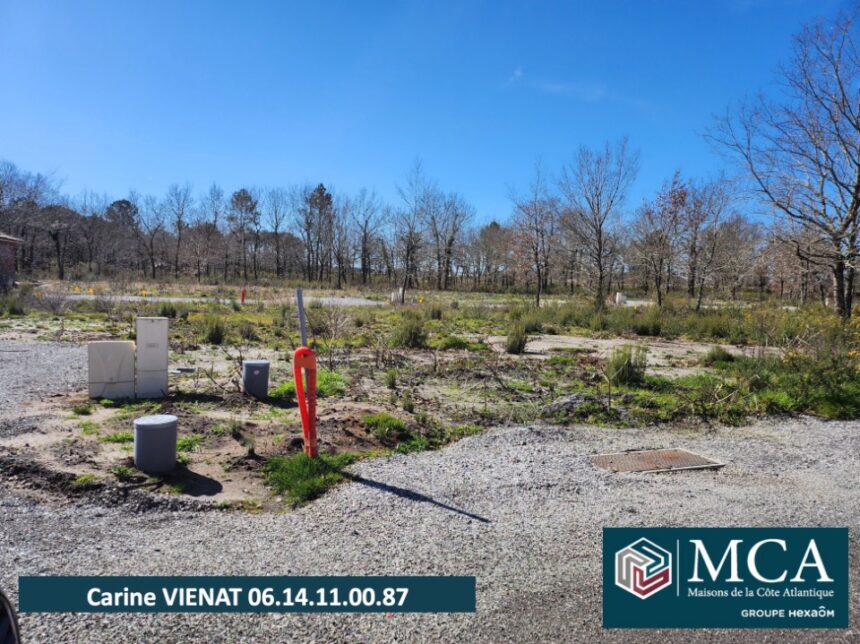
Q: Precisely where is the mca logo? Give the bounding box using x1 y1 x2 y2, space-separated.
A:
615 538 672 599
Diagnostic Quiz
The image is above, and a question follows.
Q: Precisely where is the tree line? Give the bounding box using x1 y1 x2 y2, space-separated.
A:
1 9 858 315
0 154 827 309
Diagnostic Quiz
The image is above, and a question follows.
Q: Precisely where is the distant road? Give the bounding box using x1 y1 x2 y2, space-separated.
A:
63 293 382 307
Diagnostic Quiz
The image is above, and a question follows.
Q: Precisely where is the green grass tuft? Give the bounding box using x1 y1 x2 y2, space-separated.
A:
101 432 133 443
271 369 346 401
111 464 135 481
70 473 99 488
394 435 429 454
363 412 409 439
263 452 356 505
446 424 483 441
177 435 203 452
79 420 99 435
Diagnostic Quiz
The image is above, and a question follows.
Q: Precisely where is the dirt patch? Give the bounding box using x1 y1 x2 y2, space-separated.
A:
484 333 775 377
0 450 214 512
0 376 407 510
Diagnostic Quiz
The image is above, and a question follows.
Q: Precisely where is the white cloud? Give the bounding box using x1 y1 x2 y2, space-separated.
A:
507 65 524 85
504 67 649 110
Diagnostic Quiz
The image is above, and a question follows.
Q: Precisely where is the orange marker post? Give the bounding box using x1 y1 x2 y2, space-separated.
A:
240 288 246 305
293 346 318 458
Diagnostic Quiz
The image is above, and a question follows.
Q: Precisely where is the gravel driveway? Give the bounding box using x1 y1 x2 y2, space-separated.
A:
0 415 857 642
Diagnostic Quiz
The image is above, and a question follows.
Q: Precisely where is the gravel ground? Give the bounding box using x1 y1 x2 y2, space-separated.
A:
1 416 858 642
0 341 85 414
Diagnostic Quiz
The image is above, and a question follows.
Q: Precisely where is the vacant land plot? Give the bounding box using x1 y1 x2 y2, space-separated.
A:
1 289 859 508
1 288 859 640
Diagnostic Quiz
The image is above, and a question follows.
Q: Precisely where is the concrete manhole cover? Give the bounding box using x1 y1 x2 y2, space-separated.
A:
592 448 724 473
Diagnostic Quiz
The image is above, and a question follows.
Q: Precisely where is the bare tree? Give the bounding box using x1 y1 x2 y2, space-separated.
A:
331 192 352 289
712 11 860 317
427 192 473 290
200 184 225 279
264 187 289 277
716 215 761 301
41 204 77 279
104 198 139 273
229 188 258 281
559 139 639 310
165 182 192 278
351 188 381 285
77 191 109 275
681 176 731 299
632 173 686 306
396 161 431 303
187 189 223 283
136 195 165 279
683 180 737 311
511 163 557 306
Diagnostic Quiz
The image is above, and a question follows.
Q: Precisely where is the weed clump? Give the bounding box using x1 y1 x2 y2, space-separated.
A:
632 308 662 337
506 324 528 354
384 369 398 389
111 464 135 481
211 419 242 436
203 316 226 345
390 314 428 349
158 303 178 318
401 390 415 413
433 334 486 351
238 321 258 342
701 346 735 366
607 346 648 386
362 412 409 440
395 435 429 454
70 473 99 488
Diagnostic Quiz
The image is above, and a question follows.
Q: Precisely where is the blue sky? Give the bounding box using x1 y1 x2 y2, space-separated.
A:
0 0 849 222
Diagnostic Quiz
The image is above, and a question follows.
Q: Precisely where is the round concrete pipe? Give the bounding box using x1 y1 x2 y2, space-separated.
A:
242 360 270 399
133 414 178 474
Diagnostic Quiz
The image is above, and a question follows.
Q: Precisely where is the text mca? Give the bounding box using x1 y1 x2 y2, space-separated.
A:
688 539 833 584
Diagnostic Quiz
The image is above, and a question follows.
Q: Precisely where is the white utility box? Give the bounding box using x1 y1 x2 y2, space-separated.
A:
88 341 135 399
136 317 169 398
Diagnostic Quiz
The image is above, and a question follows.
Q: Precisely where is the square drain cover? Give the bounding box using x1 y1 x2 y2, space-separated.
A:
592 448 724 473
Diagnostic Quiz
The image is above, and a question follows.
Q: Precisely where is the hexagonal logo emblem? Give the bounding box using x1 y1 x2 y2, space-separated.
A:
615 537 672 599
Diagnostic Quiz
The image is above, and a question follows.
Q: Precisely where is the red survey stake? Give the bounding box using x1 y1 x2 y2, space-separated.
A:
293 346 318 458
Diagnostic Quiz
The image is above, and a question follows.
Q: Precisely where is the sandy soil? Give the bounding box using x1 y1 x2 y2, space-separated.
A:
484 333 772 377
